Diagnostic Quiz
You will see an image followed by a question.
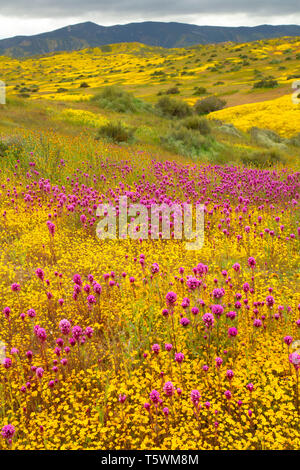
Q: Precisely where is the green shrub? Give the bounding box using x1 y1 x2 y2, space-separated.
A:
216 122 243 138
286 132 300 147
230 66 241 72
92 86 151 114
96 121 135 143
150 70 166 77
194 96 226 115
241 149 286 167
19 87 31 93
160 125 217 159
165 86 180 95
0 136 24 158
155 96 192 119
253 79 278 89
181 116 211 135
250 127 283 148
193 86 207 95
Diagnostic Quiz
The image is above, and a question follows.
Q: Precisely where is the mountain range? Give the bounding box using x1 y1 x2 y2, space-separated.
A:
1 21 300 58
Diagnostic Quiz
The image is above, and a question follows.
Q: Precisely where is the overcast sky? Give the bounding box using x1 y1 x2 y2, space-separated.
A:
0 0 299 39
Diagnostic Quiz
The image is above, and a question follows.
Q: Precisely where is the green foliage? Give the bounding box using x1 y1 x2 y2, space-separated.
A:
287 133 300 147
19 87 31 93
0 136 24 159
157 86 180 97
0 140 8 157
165 86 180 95
156 96 193 119
150 70 166 77
269 59 280 65
250 127 283 148
241 149 286 167
92 86 151 113
194 96 226 115
193 86 207 95
181 115 211 135
253 79 278 89
80 82 90 88
96 121 136 143
160 125 218 160
155 96 192 119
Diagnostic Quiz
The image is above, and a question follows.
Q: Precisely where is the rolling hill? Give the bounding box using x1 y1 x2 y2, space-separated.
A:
1 21 300 57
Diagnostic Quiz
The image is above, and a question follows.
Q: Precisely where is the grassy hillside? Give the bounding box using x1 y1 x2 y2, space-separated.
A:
1 37 300 108
1 36 300 167
0 37 299 451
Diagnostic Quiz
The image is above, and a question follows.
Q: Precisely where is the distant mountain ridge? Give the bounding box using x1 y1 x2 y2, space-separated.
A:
1 21 300 57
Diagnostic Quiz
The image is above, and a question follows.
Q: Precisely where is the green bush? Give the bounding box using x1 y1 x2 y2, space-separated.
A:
96 121 135 143
92 86 151 114
287 132 300 147
181 116 211 135
157 86 180 96
150 70 166 77
155 96 192 119
0 136 24 158
250 127 283 148
194 96 226 115
253 79 278 89
216 122 243 138
19 87 31 93
241 149 286 167
165 86 180 95
193 86 207 95
160 126 214 159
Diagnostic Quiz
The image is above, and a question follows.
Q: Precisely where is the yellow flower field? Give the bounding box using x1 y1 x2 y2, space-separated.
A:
0 129 299 450
57 108 109 127
209 94 300 137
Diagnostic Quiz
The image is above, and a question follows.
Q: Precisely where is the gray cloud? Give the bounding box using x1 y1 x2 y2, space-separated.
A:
0 0 299 20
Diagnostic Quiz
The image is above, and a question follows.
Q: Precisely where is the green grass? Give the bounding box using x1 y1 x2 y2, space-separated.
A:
1 36 300 171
